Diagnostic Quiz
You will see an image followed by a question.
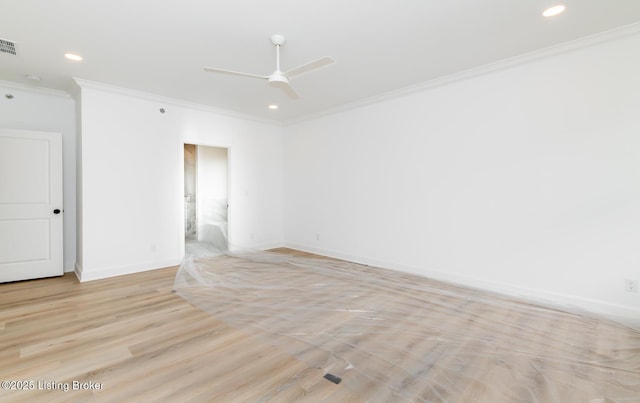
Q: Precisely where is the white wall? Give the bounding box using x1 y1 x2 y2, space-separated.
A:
74 80 284 281
0 83 77 273
284 32 640 324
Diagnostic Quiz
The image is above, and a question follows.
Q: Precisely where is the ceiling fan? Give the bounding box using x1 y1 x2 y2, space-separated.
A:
204 34 335 99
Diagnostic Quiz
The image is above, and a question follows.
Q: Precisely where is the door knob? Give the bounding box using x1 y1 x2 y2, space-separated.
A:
53 209 62 214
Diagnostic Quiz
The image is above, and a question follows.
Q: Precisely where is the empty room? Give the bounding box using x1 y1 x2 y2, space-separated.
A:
1 1 639 402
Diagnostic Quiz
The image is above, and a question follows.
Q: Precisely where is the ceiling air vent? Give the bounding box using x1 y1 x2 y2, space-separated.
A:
0 38 17 55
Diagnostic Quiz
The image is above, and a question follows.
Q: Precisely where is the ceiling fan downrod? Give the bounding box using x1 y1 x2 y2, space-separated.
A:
269 34 288 84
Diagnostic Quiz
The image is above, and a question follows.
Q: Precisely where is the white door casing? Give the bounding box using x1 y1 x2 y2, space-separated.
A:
0 129 63 282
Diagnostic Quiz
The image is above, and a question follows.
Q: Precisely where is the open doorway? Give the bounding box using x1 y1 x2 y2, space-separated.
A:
184 143 228 257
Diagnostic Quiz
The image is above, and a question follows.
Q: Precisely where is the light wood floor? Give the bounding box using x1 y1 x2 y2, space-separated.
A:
0 256 358 402
1 249 639 402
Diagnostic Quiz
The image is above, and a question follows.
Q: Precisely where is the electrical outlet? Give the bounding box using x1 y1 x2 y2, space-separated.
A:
625 279 638 293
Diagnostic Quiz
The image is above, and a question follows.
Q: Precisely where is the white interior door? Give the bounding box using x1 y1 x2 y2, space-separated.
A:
0 129 63 282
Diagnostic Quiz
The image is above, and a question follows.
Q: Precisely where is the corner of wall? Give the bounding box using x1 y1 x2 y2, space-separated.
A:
73 262 83 282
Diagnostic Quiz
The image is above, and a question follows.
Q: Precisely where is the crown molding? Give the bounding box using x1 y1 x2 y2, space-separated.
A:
72 78 284 127
0 79 72 99
287 22 640 126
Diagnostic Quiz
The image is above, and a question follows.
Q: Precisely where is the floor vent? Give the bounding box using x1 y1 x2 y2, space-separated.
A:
0 38 17 55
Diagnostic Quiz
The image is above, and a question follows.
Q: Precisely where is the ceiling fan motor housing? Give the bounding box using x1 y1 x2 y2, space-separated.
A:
268 72 289 85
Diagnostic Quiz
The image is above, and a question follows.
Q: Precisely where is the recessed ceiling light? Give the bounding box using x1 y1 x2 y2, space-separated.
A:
268 104 278 110
25 74 41 81
64 52 83 61
543 5 566 17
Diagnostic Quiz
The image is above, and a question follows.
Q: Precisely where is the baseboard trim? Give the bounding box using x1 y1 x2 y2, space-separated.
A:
74 259 182 282
73 262 83 281
73 242 286 283
283 242 640 330
229 241 286 252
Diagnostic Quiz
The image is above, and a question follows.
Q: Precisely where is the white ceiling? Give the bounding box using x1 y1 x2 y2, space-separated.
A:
1 0 640 123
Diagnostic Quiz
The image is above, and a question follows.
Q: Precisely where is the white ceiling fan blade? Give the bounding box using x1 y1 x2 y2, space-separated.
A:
281 83 299 100
269 80 299 100
203 67 268 80
284 56 335 78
